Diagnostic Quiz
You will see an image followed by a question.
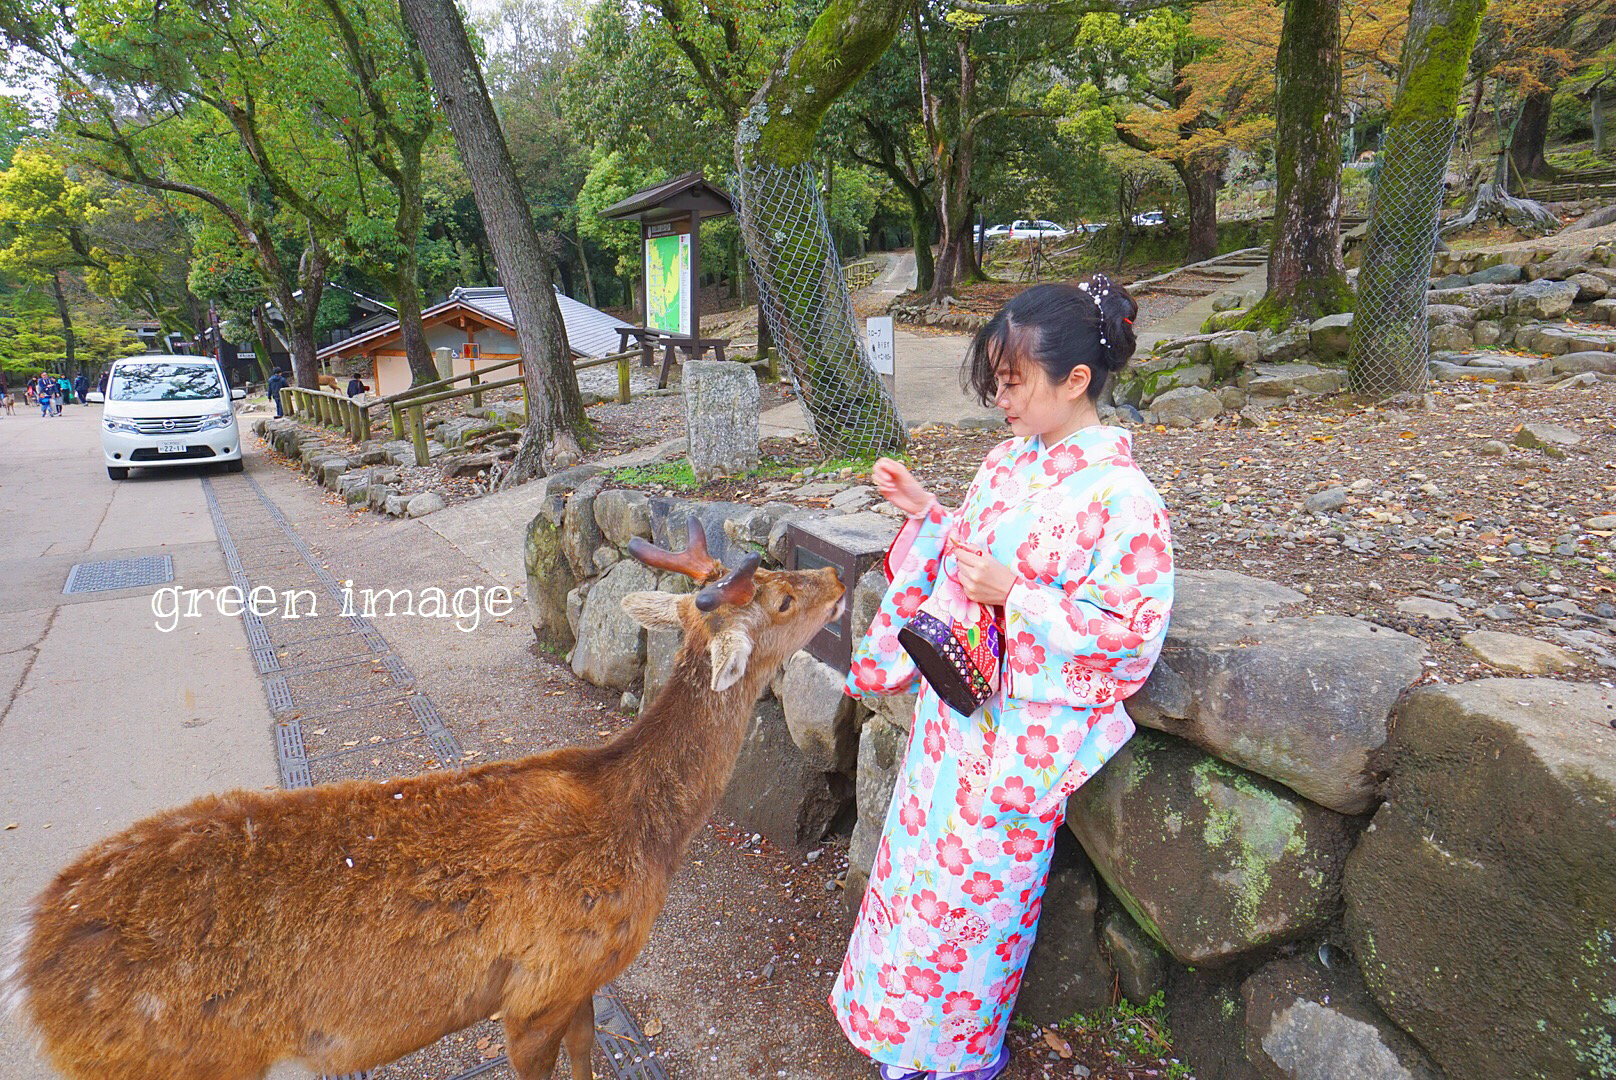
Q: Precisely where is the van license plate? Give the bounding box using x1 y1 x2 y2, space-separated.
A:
158 441 186 454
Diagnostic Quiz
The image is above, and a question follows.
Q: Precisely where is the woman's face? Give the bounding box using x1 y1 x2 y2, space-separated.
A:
992 334 1090 441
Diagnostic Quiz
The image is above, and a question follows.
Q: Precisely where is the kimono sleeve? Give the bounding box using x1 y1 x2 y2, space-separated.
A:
844 501 955 698
1001 482 1173 707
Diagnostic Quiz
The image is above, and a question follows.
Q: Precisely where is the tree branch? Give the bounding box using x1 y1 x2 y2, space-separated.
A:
952 0 1182 14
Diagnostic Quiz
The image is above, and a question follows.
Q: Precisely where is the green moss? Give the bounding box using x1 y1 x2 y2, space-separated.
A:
1191 758 1308 933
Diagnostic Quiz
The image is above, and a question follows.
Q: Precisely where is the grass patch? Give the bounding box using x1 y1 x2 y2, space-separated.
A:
1058 992 1194 1079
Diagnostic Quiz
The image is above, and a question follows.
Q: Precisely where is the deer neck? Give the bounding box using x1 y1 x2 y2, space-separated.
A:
603 644 772 862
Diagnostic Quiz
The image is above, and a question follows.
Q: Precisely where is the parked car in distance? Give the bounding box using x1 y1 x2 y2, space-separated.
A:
100 355 246 480
1132 210 1167 227
977 223 1012 241
1076 221 1109 233
1005 219 1071 239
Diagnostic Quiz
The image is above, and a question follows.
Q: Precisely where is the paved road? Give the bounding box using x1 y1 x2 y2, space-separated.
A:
0 404 281 1079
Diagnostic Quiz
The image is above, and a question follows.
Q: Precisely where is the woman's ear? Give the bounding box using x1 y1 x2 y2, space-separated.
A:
1065 363 1093 400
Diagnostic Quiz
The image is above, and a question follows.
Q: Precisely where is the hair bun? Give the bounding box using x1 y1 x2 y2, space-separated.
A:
1085 273 1138 371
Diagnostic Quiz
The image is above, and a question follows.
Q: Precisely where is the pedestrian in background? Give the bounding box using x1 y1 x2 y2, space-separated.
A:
74 372 88 404
37 374 54 418
346 374 369 400
267 369 288 418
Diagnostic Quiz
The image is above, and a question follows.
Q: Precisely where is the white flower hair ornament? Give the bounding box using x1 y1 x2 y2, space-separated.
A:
1077 275 1118 350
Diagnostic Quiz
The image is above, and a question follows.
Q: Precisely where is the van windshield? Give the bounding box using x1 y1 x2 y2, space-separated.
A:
110 363 224 402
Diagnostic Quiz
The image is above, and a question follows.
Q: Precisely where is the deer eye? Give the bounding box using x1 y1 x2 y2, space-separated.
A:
778 595 794 612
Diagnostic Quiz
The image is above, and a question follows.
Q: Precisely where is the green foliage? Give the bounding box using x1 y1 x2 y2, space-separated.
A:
1061 991 1193 1079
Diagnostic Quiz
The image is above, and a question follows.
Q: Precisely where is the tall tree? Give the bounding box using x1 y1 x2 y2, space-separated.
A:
399 0 587 478
735 0 912 455
1246 0 1354 326
1348 0 1487 396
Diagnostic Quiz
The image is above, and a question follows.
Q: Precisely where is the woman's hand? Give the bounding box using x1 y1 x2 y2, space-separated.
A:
871 457 935 517
953 545 1018 606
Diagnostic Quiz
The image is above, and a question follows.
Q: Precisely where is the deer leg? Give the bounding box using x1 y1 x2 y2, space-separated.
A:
502 1009 565 1080
562 997 594 1080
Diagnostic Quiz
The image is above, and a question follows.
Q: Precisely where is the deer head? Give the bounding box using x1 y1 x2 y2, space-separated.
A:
622 518 844 691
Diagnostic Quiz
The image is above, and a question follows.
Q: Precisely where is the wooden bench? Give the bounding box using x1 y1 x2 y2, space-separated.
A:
614 328 733 389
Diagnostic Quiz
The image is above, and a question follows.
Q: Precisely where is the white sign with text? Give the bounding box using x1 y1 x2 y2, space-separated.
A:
866 316 895 375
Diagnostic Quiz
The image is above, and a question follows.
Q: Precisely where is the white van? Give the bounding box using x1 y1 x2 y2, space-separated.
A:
98 355 246 480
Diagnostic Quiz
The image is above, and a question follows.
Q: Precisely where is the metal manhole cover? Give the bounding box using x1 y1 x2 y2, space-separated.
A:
63 555 174 595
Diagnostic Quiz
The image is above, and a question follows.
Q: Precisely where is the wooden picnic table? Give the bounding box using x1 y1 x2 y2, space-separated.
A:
614 327 732 389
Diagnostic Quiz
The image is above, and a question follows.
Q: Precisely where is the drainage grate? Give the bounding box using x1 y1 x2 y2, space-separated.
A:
63 555 174 595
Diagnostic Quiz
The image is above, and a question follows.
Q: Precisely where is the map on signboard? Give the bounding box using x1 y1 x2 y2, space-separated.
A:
645 233 690 335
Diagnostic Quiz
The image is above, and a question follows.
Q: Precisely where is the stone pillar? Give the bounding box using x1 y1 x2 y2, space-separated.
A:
433 346 454 382
683 360 759 481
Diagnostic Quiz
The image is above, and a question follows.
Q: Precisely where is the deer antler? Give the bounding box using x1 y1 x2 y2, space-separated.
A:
627 516 721 583
695 553 762 611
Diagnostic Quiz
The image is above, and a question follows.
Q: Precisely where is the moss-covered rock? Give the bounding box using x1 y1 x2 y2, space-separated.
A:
1068 731 1359 967
524 494 576 653
1344 679 1616 1080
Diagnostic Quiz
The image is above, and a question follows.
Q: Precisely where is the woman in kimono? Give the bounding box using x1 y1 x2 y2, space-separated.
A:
832 276 1174 1080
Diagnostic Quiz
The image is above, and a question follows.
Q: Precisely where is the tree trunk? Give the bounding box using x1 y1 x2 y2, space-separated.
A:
911 200 937 293
1252 0 1351 326
1509 89 1555 181
1180 157 1220 264
924 39 980 302
577 234 597 307
250 304 276 381
399 0 585 478
1348 0 1486 397
50 271 77 380
392 248 439 387
733 0 909 457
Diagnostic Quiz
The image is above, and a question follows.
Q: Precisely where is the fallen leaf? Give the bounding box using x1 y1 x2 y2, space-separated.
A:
3 823 17 830
643 1018 664 1037
1043 1030 1073 1058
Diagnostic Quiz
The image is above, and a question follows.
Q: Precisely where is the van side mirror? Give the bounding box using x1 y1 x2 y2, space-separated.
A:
86 391 105 404
231 388 246 401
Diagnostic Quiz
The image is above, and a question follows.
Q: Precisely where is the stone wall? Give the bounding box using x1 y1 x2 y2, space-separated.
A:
526 486 1616 1080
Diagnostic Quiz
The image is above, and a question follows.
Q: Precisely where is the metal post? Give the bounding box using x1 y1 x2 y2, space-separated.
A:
409 405 429 466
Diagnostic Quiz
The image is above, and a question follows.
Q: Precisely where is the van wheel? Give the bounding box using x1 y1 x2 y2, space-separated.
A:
107 466 128 480
225 458 245 473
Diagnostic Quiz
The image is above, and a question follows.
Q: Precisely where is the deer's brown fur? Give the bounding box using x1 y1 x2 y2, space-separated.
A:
3 525 842 1080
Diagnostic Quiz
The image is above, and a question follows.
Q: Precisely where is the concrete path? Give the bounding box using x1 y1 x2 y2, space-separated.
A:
0 405 282 1079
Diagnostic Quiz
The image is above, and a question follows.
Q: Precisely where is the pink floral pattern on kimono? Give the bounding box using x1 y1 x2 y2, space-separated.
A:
830 425 1173 1074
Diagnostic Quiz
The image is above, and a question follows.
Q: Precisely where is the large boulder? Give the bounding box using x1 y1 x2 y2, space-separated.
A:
683 359 760 480
1068 731 1359 966
845 712 907 908
1127 571 1426 815
719 697 853 849
1242 958 1441 1080
1425 283 1515 319
1101 907 1170 1005
593 487 653 547
560 475 607 580
1505 278 1579 320
570 558 657 690
639 571 695 710
525 495 577 653
1344 680 1616 1080
1308 313 1354 360
1150 386 1223 428
779 651 859 772
650 498 762 570
1018 832 1115 1022
1208 331 1263 378
1553 350 1616 375
1241 363 1346 397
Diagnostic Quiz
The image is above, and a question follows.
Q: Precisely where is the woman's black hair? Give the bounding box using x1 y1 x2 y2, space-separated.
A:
962 274 1139 406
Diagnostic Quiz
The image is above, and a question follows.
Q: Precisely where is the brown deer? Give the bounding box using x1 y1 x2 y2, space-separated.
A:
2 518 843 1080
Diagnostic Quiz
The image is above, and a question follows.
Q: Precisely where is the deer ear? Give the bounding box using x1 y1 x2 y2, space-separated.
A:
708 629 754 692
621 591 685 630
